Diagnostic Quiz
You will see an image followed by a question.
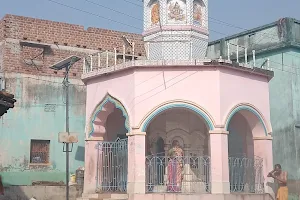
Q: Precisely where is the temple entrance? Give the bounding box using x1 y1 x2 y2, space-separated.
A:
92 97 129 193
145 108 211 194
227 110 264 193
96 138 128 193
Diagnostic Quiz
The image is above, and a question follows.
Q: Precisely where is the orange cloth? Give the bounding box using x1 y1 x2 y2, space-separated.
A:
277 186 288 200
0 175 4 195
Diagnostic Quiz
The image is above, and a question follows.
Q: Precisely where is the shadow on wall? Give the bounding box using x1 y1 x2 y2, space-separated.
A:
0 180 28 200
0 184 79 200
75 146 85 162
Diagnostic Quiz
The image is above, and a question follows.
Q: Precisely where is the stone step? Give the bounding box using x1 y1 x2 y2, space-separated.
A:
79 193 128 200
77 198 127 200
89 198 127 200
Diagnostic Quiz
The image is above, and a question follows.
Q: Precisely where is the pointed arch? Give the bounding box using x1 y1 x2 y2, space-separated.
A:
87 93 130 138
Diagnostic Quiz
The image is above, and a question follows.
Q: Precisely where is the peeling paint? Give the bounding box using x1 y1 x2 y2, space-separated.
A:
0 73 86 185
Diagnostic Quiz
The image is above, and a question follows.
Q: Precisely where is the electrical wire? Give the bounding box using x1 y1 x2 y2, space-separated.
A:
47 0 300 62
45 0 142 31
12 0 300 108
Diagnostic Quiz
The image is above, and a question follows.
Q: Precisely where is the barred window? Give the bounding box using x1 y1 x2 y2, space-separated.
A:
30 140 50 164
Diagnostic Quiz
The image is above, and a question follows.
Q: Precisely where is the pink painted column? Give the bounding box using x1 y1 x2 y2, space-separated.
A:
253 136 274 197
209 130 230 194
126 131 146 194
83 137 103 194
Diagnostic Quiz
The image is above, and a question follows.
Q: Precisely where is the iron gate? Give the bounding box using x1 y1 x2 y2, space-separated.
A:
96 138 128 193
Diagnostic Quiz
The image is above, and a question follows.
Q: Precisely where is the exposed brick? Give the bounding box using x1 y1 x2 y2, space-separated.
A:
0 14 145 78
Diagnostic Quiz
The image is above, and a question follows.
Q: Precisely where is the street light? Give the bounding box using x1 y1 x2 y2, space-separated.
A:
49 55 81 200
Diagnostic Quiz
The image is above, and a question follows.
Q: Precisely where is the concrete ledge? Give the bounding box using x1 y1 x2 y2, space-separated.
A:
129 193 274 200
0 185 81 200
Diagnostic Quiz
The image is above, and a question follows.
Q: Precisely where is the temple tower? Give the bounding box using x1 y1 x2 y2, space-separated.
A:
143 0 209 60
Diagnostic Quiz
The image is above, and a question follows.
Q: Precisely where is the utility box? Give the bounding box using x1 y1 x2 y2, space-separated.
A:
76 169 84 186
76 168 84 196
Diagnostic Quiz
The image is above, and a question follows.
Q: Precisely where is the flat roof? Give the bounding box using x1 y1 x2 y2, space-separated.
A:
81 59 274 82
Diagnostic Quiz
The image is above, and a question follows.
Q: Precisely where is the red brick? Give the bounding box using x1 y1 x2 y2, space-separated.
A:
0 14 145 78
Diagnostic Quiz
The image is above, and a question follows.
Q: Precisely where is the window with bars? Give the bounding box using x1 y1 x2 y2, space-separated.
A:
30 140 50 164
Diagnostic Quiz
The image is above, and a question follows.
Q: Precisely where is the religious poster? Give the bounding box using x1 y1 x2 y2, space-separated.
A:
151 2 160 25
167 0 186 24
193 2 202 25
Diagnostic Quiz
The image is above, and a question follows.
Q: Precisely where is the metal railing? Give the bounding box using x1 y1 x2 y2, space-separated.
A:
95 138 128 193
228 156 264 193
145 155 210 193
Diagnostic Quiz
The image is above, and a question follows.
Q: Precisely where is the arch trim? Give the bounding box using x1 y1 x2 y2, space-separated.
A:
139 100 215 132
224 103 271 136
87 93 130 138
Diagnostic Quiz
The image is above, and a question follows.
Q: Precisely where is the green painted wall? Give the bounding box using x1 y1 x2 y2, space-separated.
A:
0 73 86 185
254 48 300 178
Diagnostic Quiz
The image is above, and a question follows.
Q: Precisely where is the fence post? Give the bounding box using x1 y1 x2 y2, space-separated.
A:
106 50 109 67
132 42 135 61
89 55 93 72
147 43 150 59
245 48 248 64
253 50 256 67
227 43 230 61
123 45 126 64
98 52 101 69
83 57 86 74
190 41 193 61
236 45 239 63
114 48 117 66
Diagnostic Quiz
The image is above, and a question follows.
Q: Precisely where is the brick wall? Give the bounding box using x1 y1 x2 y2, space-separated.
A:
0 14 145 78
0 18 4 42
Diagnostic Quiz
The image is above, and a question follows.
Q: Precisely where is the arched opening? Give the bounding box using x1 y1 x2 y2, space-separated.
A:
105 108 128 141
226 108 266 193
145 107 211 194
89 94 130 193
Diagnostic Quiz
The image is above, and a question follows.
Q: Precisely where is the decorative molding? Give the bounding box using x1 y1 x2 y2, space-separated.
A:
138 100 215 132
126 132 146 136
87 93 130 138
253 136 273 140
224 103 271 136
85 137 104 141
209 130 229 135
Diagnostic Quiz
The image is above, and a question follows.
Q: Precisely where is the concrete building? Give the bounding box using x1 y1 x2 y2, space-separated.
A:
0 14 144 186
80 0 274 199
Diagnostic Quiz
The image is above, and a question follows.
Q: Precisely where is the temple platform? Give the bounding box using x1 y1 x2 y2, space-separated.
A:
77 193 274 200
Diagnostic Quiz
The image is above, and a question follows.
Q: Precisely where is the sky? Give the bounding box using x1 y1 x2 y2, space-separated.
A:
1 0 300 41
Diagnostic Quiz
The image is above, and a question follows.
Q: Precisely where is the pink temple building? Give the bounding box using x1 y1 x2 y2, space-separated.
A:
80 0 275 199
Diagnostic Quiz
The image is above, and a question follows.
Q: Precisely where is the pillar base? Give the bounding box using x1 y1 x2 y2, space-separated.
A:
211 181 230 194
127 182 146 194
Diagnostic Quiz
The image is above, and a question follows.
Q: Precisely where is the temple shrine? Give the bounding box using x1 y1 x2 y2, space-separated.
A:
80 0 275 199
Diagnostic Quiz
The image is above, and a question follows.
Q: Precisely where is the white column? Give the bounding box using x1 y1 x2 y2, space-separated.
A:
126 131 146 194
209 130 230 194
